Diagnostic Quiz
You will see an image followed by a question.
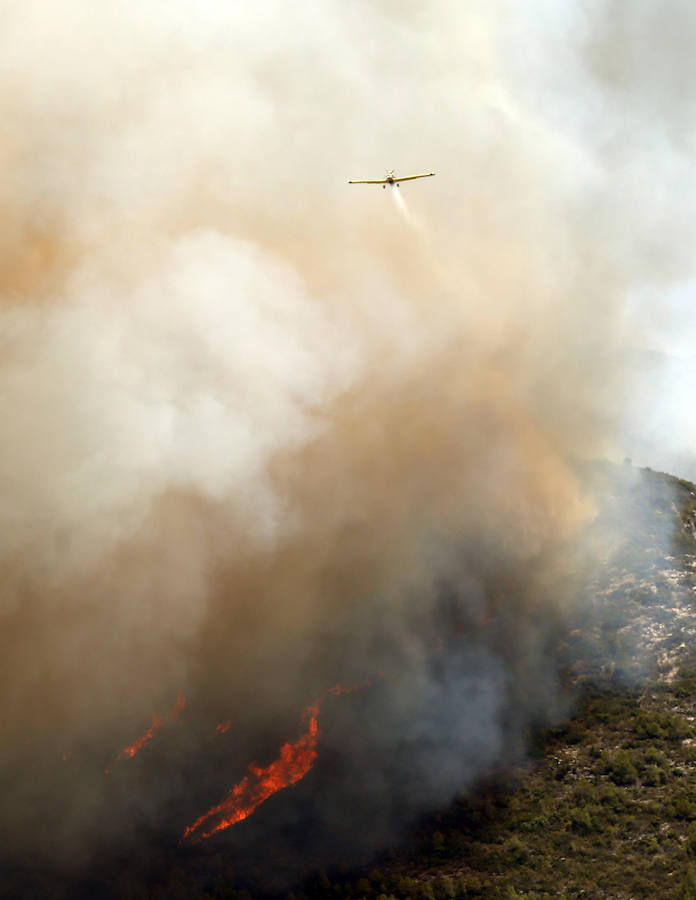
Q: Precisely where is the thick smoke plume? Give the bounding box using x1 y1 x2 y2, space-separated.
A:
1 0 695 883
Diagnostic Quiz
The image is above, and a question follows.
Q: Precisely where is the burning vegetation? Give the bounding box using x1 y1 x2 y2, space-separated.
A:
110 693 187 767
2 3 696 899
4 465 696 899
182 701 320 843
116 714 165 762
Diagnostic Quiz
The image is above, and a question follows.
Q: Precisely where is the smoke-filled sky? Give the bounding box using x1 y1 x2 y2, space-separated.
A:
2 0 696 879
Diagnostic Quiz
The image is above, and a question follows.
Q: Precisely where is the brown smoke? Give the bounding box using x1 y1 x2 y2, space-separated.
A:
0 0 692 877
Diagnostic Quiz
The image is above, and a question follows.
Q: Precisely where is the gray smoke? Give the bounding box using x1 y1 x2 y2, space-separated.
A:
1 0 695 880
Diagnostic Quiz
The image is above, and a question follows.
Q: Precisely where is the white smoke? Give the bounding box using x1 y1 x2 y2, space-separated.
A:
1 0 696 877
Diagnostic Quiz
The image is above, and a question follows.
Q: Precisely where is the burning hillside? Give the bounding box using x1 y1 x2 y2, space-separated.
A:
2 1 696 897
3 462 696 899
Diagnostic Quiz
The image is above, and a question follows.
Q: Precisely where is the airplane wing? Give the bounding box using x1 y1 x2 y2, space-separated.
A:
348 179 388 184
392 173 435 182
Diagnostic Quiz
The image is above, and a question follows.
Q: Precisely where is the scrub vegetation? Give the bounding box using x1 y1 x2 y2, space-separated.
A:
5 466 696 899
289 467 696 899
323 668 696 900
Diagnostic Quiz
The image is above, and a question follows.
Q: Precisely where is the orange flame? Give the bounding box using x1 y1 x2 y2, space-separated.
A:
117 714 165 761
216 720 231 735
182 702 319 843
182 679 376 843
114 693 187 763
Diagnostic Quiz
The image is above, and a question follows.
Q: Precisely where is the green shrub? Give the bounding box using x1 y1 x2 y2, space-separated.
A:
682 865 696 900
666 716 693 741
642 764 666 786
570 807 594 835
671 787 696 820
607 750 638 785
687 823 696 856
505 835 530 864
518 814 549 833
599 782 625 808
572 778 598 805
643 746 669 766
634 712 664 740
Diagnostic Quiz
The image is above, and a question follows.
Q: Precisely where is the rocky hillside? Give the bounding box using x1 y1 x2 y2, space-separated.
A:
5 463 696 900
294 464 696 900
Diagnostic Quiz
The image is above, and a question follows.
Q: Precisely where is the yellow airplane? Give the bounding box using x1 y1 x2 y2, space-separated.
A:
348 169 435 189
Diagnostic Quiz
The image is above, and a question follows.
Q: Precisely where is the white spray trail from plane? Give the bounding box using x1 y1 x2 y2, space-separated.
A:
391 186 419 229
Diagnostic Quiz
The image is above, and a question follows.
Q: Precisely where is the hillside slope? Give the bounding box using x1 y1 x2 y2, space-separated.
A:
300 464 696 900
4 463 696 900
